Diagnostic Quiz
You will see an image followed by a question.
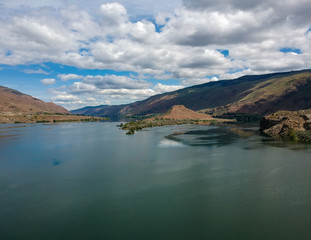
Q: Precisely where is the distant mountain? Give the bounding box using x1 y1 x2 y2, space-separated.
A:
71 104 125 118
71 69 311 118
0 86 69 114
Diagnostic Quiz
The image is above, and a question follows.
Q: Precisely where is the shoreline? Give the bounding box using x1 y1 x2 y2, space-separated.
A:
119 118 236 135
0 113 107 124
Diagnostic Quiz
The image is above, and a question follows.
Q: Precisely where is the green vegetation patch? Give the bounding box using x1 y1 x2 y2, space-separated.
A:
119 119 218 135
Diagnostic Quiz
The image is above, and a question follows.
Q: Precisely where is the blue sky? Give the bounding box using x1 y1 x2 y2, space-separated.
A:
0 0 310 110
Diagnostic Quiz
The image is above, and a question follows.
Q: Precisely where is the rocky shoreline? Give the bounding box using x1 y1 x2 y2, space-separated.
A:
122 108 311 143
260 110 311 143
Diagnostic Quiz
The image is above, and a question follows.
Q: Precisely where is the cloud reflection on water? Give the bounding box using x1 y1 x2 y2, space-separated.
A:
158 139 186 148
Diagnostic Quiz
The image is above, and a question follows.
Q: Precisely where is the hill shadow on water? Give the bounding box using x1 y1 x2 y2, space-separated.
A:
165 127 244 147
165 124 311 151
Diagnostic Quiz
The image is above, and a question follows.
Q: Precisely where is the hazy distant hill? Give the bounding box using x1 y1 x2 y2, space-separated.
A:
0 86 70 114
71 69 311 118
71 104 126 119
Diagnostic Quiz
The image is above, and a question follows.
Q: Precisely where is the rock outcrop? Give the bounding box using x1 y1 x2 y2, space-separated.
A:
260 110 311 142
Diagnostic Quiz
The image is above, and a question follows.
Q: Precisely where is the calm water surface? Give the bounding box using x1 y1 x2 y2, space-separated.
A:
0 122 311 240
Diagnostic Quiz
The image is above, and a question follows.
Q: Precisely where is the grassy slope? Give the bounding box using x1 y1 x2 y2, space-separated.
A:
229 71 311 114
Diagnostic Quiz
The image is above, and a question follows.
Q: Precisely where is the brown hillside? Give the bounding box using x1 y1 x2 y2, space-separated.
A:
0 86 69 114
225 71 311 114
153 105 213 120
72 69 311 118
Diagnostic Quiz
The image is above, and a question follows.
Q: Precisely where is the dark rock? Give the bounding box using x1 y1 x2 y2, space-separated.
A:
259 116 281 131
302 114 311 121
304 122 311 130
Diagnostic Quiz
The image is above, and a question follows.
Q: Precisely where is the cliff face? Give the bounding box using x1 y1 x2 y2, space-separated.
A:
260 110 311 142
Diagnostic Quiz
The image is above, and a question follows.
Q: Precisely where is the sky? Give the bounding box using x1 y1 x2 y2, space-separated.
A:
0 0 310 110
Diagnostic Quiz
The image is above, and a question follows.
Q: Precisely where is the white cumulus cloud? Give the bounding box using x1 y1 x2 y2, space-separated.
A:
41 78 56 85
1 0 311 108
52 94 79 102
153 83 184 93
58 74 84 81
24 68 49 74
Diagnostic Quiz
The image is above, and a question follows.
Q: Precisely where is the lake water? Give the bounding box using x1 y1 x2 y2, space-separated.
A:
0 122 311 240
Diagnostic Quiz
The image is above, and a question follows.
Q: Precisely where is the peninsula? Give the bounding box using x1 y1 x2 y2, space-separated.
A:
120 105 233 135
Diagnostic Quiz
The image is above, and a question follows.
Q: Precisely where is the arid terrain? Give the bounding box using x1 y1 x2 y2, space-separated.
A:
0 86 69 115
150 105 213 120
0 86 105 123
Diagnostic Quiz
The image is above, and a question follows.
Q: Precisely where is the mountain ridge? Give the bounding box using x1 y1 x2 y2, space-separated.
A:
71 69 311 118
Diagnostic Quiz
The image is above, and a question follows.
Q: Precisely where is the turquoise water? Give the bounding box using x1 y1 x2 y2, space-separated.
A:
0 122 311 240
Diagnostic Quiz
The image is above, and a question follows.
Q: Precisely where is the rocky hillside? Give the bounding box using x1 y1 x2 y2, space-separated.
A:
72 69 311 118
260 110 311 142
0 86 69 114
